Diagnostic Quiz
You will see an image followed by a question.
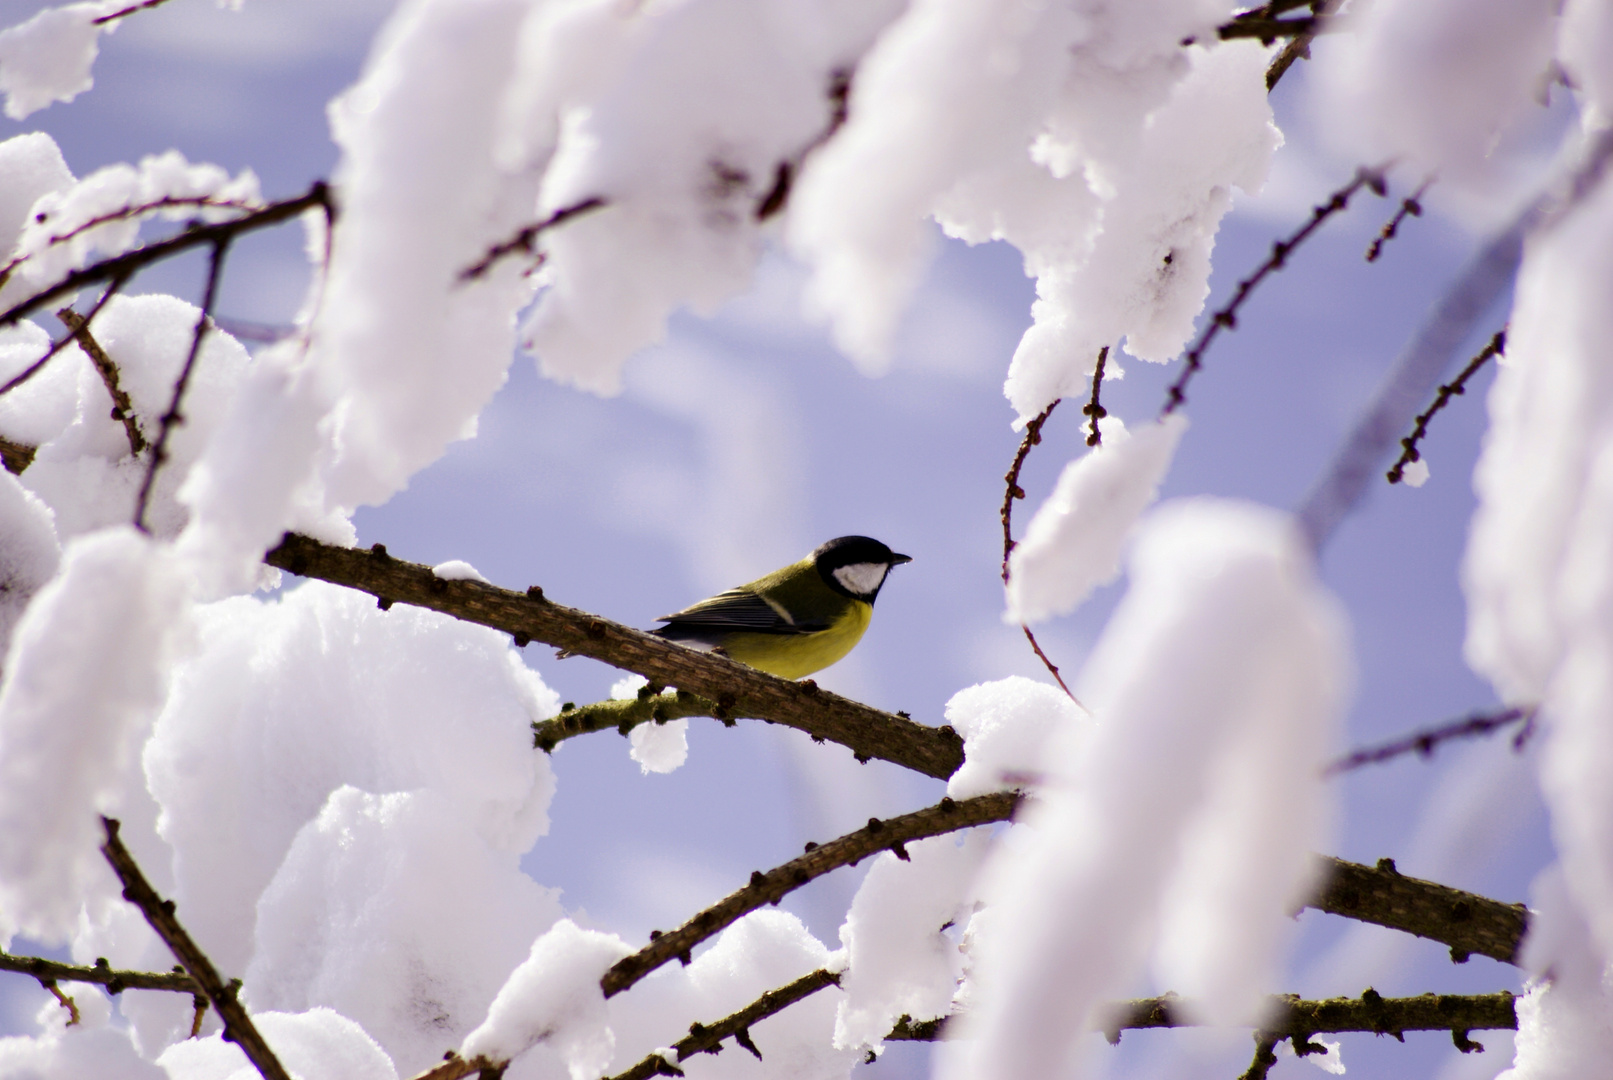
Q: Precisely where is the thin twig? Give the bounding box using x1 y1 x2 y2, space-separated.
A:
133 238 228 532
0 274 128 400
1219 15 1317 41
0 182 331 332
458 198 607 282
605 969 843 1080
1000 399 1061 582
0 195 260 285
1323 705 1534 776
265 534 967 779
755 68 851 221
889 989 1517 1046
100 818 292 1080
998 395 1077 697
1297 126 1613 551
1265 0 1337 91
1082 346 1109 447
92 0 173 24
57 307 146 455
1386 329 1505 484
41 981 80 1026
1367 176 1435 262
1162 165 1389 417
601 792 1018 997
0 949 200 994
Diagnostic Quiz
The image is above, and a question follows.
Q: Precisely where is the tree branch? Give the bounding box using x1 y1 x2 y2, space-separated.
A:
100 818 291 1080
888 989 1517 1047
1386 328 1505 484
1162 165 1388 417
1305 856 1527 964
0 182 332 331
0 949 201 995
0 273 129 400
57 307 146 455
1324 704 1535 775
606 969 843 1080
458 198 608 282
264 534 966 779
133 238 229 532
601 792 1019 997
998 397 1076 698
1367 176 1435 262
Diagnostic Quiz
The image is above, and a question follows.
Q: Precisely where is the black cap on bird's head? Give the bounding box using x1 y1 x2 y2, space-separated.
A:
812 535 912 602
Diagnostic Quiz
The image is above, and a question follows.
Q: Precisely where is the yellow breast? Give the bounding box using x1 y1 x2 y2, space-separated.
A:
718 601 873 679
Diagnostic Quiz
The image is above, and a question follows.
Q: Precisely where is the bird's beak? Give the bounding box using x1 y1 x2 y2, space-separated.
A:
890 553 912 566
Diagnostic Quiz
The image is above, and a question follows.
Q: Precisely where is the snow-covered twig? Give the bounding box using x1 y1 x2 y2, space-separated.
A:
457 197 608 282
56 306 146 455
1367 176 1435 262
601 792 1020 997
0 181 331 331
1385 328 1505 484
265 534 967 779
1324 704 1533 775
605 969 843 1080
1297 126 1613 550
99 818 291 1080
133 237 227 532
1161 165 1388 417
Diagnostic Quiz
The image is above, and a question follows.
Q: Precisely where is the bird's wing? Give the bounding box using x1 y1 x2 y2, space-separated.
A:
657 589 823 634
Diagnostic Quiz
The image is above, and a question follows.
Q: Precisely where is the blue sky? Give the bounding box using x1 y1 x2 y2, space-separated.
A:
0 3 1548 1077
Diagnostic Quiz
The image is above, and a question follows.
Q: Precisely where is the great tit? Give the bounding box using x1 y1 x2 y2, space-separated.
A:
654 536 911 679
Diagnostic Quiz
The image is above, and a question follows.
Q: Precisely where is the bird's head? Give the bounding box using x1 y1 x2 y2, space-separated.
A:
812 535 912 602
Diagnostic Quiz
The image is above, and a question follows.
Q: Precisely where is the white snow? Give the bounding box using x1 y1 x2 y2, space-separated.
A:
946 499 1349 1080
1006 415 1187 624
156 1007 399 1080
0 2 118 121
942 675 1086 799
432 559 488 582
460 918 631 1076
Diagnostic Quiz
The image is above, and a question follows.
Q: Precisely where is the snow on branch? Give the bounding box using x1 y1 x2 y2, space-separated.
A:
0 181 332 331
263 533 967 779
99 817 291 1080
600 792 1019 997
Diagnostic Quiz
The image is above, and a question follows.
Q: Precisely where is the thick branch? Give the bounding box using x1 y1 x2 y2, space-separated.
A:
0 949 200 995
889 989 1517 1044
101 818 291 1080
264 534 965 779
0 435 35 475
0 183 331 331
601 792 1019 997
1306 856 1527 964
606 969 842 1080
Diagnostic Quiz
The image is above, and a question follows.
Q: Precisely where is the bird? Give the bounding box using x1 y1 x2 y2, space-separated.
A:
653 536 911 679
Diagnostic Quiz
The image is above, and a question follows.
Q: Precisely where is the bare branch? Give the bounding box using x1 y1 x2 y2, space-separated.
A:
133 238 229 532
1162 165 1389 417
100 818 292 1080
1324 704 1534 775
458 198 608 282
92 0 174 25
1238 1032 1280 1080
56 307 147 455
1306 856 1527 965
264 534 966 779
1367 176 1435 262
1082 345 1110 448
1297 125 1613 550
602 792 1018 997
0 182 332 332
1386 329 1505 484
606 969 842 1080
0 274 129 400
889 989 1517 1047
0 949 201 995
998 397 1077 698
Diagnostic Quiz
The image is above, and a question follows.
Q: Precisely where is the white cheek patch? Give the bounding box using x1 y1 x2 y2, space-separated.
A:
833 562 888 597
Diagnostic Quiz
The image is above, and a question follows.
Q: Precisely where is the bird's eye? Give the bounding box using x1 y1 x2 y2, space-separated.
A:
833 562 888 596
